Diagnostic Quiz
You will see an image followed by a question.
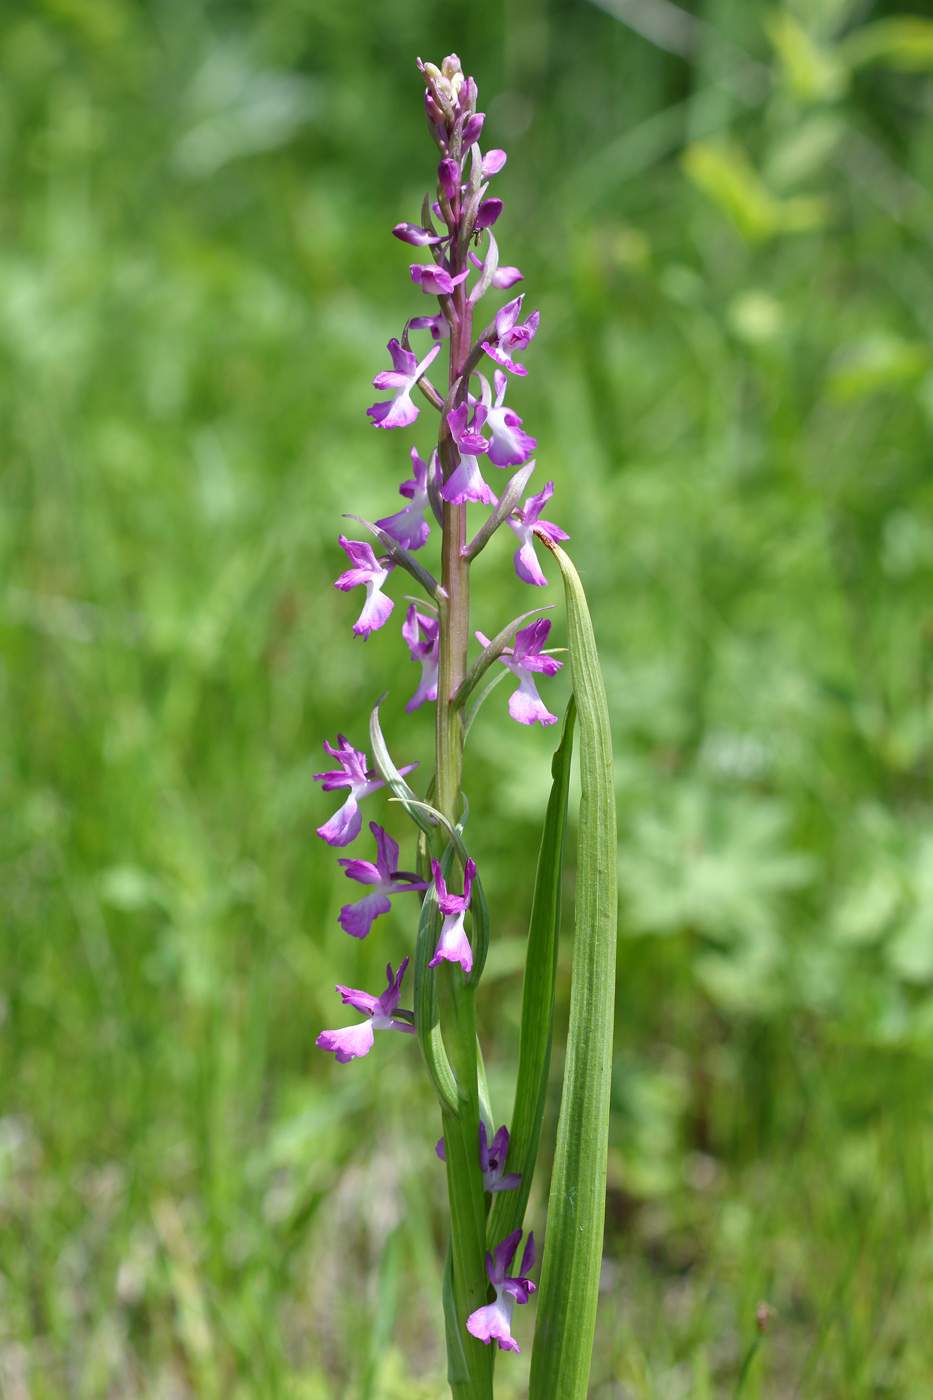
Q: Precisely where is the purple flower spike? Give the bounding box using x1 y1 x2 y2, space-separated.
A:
393 222 446 247
482 149 507 177
428 858 477 974
314 735 417 848
480 1122 522 1192
475 198 503 231
410 264 469 297
316 958 416 1063
337 822 429 939
376 447 432 551
482 295 539 377
368 339 441 430
334 536 394 638
482 370 537 467
475 618 563 727
508 482 570 586
440 406 495 506
466 1229 537 1353
402 603 440 712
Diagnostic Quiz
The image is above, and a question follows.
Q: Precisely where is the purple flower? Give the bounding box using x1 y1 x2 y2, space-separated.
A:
409 312 450 342
314 735 417 848
474 618 563 727
334 536 394 638
368 339 441 430
435 1122 521 1193
428 857 477 974
466 1230 536 1353
337 822 429 939
475 198 503 230
439 405 495 506
468 251 523 291
482 369 537 467
376 447 432 551
393 222 446 247
482 149 507 177
402 603 439 712
410 264 469 297
316 959 416 1063
482 295 539 377
462 112 485 145
508 482 570 586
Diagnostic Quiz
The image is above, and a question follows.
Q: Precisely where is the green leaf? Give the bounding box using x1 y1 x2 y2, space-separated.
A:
369 697 438 843
528 542 617 1400
488 696 575 1249
841 18 933 73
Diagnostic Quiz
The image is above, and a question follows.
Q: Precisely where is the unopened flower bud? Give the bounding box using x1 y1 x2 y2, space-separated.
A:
441 54 462 81
438 158 460 197
462 113 485 146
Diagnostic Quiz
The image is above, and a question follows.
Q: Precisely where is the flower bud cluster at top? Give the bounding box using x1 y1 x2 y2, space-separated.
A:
314 52 556 1358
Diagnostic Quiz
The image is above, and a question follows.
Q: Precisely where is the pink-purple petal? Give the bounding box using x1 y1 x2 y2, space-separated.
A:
316 1021 375 1063
338 890 392 939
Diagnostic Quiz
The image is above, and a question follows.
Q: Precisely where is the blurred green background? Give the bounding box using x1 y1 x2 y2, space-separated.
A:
3 0 933 1395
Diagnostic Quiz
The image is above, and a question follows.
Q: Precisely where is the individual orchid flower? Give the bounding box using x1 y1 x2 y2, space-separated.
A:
507 482 570 586
475 198 503 230
316 959 416 1063
392 222 447 247
466 1229 536 1353
334 536 394 638
482 294 539 376
409 312 450 342
410 264 469 296
402 603 439 712
481 149 507 177
474 618 563 727
314 735 417 847
479 369 537 467
337 822 429 938
428 857 477 974
376 447 433 551
367 338 441 429
439 405 495 506
435 1122 521 1193
468 250 523 290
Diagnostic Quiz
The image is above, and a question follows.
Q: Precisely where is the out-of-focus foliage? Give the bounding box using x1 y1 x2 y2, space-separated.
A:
2 0 933 1395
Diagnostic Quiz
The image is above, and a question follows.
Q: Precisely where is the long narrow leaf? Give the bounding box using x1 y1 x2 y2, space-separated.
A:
488 696 575 1247
528 542 617 1400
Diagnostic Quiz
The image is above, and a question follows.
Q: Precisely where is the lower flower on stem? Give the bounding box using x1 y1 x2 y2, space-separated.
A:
466 1229 536 1353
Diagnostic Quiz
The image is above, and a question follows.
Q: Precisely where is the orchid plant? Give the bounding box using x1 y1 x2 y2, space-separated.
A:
314 54 617 1400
